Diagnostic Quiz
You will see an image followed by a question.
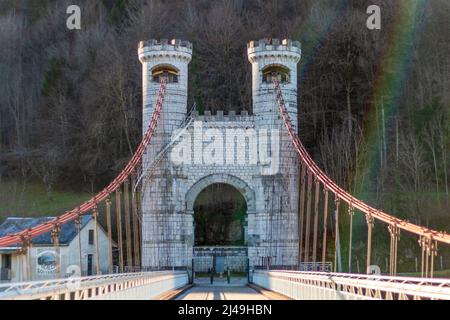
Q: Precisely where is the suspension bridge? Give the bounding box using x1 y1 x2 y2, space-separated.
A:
0 39 449 300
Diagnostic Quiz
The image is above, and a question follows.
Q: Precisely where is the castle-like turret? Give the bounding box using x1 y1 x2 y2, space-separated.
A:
139 39 192 136
247 39 301 131
138 38 301 271
247 39 301 266
138 40 192 269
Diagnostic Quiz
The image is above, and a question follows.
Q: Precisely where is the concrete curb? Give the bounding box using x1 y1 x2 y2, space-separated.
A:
247 283 292 300
155 284 195 300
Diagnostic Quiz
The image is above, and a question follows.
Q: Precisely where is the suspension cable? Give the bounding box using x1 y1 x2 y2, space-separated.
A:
0 80 167 247
272 78 450 246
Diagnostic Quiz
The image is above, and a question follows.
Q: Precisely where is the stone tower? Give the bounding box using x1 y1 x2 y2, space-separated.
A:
247 39 301 131
247 39 301 266
138 39 193 268
138 38 302 272
138 39 192 137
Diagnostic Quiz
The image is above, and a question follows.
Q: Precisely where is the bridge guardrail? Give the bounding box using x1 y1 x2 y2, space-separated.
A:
255 263 333 272
252 270 450 300
0 270 188 300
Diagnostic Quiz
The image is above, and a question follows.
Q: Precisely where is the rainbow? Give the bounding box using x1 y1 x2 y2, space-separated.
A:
355 0 428 200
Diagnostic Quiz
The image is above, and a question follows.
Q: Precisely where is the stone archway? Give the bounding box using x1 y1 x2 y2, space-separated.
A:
193 183 247 246
185 174 255 274
185 174 256 215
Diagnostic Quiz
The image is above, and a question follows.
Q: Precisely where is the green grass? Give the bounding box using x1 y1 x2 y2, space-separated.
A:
397 269 450 279
0 179 92 222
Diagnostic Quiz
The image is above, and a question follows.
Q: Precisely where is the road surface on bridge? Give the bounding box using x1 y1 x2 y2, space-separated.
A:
176 285 270 300
175 278 277 300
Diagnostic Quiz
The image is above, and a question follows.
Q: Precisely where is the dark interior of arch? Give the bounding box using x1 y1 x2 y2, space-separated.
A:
194 183 247 246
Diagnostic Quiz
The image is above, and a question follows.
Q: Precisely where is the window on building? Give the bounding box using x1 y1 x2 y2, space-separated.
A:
1 254 12 281
262 65 290 84
1 254 11 269
88 229 94 245
87 254 93 276
152 65 179 83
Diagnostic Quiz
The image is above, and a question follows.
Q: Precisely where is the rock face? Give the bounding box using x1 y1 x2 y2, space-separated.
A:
139 39 301 271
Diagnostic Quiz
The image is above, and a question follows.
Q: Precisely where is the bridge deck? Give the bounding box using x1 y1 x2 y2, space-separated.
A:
176 285 269 300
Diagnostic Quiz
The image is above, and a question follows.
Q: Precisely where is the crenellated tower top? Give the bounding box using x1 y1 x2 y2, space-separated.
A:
247 38 301 64
247 38 301 131
138 39 192 135
138 39 193 63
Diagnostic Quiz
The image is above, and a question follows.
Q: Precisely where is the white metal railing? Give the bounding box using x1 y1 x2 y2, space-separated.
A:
0 271 188 300
252 270 450 300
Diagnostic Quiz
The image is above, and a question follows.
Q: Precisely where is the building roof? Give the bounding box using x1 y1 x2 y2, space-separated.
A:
0 247 20 254
0 215 92 246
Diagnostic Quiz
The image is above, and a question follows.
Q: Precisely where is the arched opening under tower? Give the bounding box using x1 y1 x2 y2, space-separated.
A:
193 183 247 246
151 65 179 83
262 64 290 83
192 183 249 276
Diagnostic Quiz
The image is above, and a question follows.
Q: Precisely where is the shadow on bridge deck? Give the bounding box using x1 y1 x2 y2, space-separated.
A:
175 285 269 300
175 277 288 300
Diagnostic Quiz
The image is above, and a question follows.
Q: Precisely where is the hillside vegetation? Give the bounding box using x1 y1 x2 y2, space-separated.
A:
0 179 91 223
0 1 448 269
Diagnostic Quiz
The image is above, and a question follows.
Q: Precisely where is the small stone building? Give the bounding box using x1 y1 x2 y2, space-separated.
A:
0 215 111 283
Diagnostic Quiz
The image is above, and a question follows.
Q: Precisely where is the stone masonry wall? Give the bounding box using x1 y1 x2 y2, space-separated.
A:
139 39 301 271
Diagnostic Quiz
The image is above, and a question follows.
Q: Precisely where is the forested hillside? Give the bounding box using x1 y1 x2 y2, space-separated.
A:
0 0 448 232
